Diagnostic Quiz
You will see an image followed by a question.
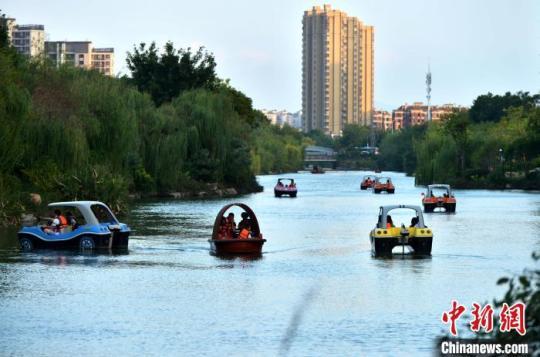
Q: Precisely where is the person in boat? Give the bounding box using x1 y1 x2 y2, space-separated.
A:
386 179 391 184
386 215 394 228
226 213 236 238
277 181 284 187
410 217 419 228
44 209 68 234
217 216 229 239
238 222 251 240
238 212 252 231
66 211 77 228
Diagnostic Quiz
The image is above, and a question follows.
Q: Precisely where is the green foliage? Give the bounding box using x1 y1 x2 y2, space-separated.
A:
0 11 9 50
306 129 336 148
251 124 308 174
126 42 217 106
378 92 539 189
0 41 308 223
469 91 539 123
378 125 427 175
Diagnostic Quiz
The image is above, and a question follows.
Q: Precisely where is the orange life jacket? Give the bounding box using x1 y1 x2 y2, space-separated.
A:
58 215 68 226
239 228 250 239
386 223 392 228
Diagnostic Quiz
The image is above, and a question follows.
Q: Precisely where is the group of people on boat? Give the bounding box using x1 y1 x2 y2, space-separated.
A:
217 212 255 240
383 215 420 229
43 209 77 234
276 181 296 189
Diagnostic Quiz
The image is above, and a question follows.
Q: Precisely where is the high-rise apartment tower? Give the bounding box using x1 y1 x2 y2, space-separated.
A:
302 5 374 135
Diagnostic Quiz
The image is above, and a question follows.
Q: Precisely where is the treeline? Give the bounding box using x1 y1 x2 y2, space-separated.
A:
377 92 540 189
0 32 307 223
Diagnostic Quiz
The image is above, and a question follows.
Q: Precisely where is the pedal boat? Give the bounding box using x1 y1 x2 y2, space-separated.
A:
360 175 377 190
18 201 130 251
311 165 325 174
209 203 266 255
373 177 395 194
370 205 433 257
274 178 297 197
422 184 456 213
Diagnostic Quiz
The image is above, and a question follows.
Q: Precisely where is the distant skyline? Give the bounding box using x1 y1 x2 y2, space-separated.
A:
3 0 539 111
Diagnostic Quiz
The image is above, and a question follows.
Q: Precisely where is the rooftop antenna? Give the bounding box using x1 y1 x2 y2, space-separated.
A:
426 63 432 121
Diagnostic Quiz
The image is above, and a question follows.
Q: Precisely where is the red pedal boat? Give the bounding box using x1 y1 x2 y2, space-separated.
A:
360 175 377 190
422 184 456 213
373 177 395 194
208 203 266 255
274 178 297 197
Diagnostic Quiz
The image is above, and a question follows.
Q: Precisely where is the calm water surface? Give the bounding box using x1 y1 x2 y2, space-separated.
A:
1 171 539 356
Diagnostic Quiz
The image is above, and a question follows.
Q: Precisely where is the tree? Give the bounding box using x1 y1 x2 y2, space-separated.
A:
126 42 217 106
306 129 336 148
444 111 470 176
469 91 540 123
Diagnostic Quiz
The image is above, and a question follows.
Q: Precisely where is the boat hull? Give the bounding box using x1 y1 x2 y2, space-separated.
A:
17 231 130 251
209 239 266 255
423 199 456 213
370 236 432 257
274 188 297 197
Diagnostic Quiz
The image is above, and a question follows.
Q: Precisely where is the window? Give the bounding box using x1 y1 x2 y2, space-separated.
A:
91 204 118 224
53 206 87 226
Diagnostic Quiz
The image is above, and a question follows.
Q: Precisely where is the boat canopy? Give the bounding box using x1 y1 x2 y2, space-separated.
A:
212 203 261 240
426 184 452 196
377 205 426 229
277 178 295 184
48 201 119 226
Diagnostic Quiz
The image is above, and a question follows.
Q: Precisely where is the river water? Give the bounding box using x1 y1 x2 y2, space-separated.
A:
0 171 538 356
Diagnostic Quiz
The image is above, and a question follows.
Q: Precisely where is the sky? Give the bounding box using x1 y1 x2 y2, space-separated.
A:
3 0 539 111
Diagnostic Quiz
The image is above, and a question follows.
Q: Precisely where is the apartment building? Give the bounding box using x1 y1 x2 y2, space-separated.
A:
45 41 115 76
8 21 45 57
373 110 393 131
261 109 302 129
302 5 374 136
392 102 464 128
91 48 114 76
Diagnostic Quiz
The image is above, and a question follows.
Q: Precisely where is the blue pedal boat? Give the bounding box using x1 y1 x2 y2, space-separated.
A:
18 201 130 251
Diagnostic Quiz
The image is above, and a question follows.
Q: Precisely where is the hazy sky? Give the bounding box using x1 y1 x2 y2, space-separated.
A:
3 0 539 110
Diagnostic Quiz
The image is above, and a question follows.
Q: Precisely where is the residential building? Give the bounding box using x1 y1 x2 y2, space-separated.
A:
261 109 302 129
392 110 404 130
8 20 45 57
46 41 92 69
302 4 374 136
45 41 115 76
373 110 392 131
392 102 465 128
91 47 115 76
